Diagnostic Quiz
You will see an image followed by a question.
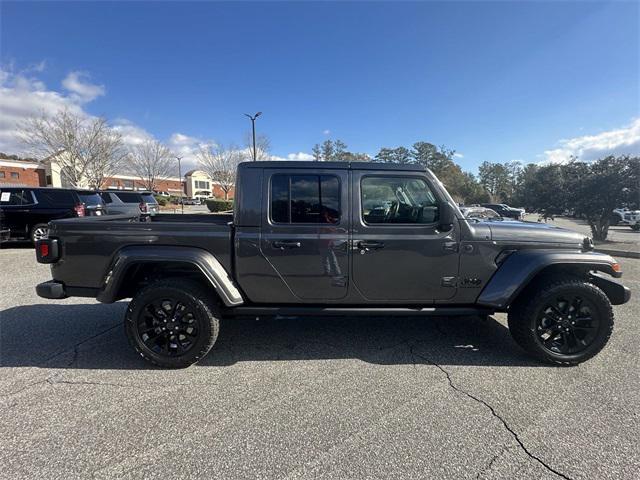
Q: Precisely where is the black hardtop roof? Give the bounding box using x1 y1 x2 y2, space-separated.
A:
239 161 427 172
0 186 96 193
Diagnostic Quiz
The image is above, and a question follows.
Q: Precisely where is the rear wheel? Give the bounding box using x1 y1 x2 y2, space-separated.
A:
125 278 220 368
631 223 640 231
31 223 49 243
508 277 613 365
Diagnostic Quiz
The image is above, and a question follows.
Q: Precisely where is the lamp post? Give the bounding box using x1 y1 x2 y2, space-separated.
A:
244 111 262 161
176 155 184 214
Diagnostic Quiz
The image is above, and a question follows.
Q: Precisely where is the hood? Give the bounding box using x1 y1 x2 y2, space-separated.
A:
486 220 586 246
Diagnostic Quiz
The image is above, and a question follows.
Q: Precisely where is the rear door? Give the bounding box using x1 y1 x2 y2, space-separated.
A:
351 170 460 302
0 188 30 238
259 169 350 300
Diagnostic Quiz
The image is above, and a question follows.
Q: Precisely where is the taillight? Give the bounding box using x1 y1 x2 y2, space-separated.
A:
35 238 59 264
139 202 148 213
74 203 85 217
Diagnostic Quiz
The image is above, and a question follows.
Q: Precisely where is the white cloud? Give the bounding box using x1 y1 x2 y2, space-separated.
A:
270 152 314 161
167 132 214 171
0 67 88 154
322 129 331 135
543 118 640 163
453 152 464 159
62 71 105 103
112 118 154 146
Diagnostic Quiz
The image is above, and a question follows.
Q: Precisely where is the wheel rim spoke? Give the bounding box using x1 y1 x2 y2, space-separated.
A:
136 296 200 357
536 293 600 355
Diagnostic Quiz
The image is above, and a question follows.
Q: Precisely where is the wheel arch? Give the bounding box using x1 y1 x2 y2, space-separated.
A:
477 249 622 310
96 245 244 306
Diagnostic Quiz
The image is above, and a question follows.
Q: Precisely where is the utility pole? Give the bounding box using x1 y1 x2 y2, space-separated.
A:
176 155 184 214
244 112 262 161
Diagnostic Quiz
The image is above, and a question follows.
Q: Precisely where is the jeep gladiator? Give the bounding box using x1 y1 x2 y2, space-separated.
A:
35 161 631 368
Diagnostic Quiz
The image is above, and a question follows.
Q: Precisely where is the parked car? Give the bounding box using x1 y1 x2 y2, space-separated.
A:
460 206 502 220
611 208 640 230
0 187 103 242
180 197 201 205
481 203 525 220
35 161 630 368
154 191 171 198
99 190 159 216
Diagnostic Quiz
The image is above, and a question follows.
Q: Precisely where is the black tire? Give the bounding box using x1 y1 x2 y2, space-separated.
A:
125 278 220 368
508 276 613 366
30 223 49 243
631 224 640 231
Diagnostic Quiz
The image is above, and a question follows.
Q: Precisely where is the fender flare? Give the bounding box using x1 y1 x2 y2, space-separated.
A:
476 249 620 309
96 245 244 306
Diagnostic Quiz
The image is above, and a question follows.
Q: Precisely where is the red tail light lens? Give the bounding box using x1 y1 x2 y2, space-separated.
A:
39 242 49 257
74 203 85 217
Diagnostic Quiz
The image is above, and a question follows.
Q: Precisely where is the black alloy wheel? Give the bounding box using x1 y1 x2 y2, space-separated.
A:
535 294 599 355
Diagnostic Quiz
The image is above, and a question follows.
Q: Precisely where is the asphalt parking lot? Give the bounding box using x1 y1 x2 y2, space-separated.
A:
1 246 638 479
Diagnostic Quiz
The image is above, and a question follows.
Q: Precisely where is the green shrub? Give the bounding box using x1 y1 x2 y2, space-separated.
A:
154 195 168 206
168 195 182 205
205 199 233 212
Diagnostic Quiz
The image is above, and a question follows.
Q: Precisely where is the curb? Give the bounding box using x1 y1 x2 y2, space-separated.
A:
594 248 640 259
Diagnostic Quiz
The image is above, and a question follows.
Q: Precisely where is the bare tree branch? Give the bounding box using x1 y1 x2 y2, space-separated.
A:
126 139 174 191
197 144 242 200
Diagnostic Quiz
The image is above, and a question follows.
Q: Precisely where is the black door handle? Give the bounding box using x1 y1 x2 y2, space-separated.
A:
273 240 302 250
357 240 385 250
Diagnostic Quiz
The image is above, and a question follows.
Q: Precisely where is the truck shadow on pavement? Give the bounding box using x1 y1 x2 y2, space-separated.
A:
0 303 543 369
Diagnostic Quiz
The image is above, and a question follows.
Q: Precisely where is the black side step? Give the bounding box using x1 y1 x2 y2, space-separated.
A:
223 306 494 318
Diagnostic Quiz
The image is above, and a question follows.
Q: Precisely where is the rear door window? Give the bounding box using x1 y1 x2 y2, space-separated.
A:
35 189 76 207
270 174 340 224
0 189 30 206
114 192 143 203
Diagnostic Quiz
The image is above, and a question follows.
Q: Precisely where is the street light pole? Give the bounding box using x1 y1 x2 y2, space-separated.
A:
176 155 184 214
244 112 262 161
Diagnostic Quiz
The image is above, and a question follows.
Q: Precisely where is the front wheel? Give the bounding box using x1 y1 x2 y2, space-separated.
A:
631 223 640 231
508 277 613 365
125 278 220 368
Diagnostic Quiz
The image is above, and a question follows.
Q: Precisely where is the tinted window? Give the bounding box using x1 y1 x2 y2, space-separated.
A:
77 192 103 206
140 193 158 204
270 174 340 224
114 192 143 203
100 192 113 204
0 189 29 206
361 176 438 224
34 189 75 206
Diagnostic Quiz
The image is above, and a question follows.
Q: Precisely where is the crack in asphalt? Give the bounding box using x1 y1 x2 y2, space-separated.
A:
408 345 574 480
0 322 121 401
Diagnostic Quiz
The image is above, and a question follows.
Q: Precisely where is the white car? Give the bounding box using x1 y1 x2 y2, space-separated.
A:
612 208 640 230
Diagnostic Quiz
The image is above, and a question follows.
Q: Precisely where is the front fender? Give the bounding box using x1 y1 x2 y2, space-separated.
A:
476 249 621 309
96 245 244 306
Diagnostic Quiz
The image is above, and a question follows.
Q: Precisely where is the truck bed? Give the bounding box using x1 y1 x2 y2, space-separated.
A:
48 213 233 290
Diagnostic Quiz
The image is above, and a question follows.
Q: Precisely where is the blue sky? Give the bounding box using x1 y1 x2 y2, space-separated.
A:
1 1 638 172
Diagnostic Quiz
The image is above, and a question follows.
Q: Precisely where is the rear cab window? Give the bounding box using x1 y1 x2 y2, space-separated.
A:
270 174 341 224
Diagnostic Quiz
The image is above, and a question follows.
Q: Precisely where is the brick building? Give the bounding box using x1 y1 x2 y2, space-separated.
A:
0 158 47 187
0 156 234 199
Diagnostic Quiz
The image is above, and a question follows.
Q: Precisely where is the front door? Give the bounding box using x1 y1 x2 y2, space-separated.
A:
259 169 350 300
351 171 459 302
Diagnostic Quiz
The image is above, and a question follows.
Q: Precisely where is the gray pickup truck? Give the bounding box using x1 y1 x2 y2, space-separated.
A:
35 161 631 368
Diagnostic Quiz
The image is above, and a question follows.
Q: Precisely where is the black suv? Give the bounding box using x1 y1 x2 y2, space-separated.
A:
0 187 104 243
481 203 524 220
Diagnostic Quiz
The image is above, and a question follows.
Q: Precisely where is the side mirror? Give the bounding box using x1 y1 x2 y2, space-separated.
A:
438 202 455 231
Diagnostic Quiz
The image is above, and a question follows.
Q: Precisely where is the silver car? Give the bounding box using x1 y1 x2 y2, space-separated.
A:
100 191 159 217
